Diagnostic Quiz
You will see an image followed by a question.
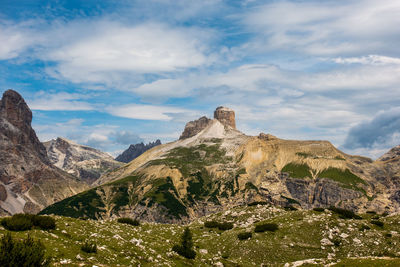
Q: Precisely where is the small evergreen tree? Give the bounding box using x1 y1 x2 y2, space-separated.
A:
172 227 196 259
0 233 50 267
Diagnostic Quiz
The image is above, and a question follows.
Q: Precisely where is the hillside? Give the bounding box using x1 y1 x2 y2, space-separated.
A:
0 90 88 215
44 137 123 184
41 107 400 223
4 207 400 266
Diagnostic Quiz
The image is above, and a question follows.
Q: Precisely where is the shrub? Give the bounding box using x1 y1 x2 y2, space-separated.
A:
284 206 297 211
81 241 97 253
333 238 341 247
1 214 56 231
385 233 392 238
32 216 56 230
204 221 233 231
328 207 362 219
371 220 384 227
117 218 140 226
313 207 325 212
204 221 219 228
254 222 278 233
366 211 377 214
217 222 233 231
172 227 196 259
248 201 269 206
1 214 33 231
237 232 252 240
359 224 371 231
0 233 50 267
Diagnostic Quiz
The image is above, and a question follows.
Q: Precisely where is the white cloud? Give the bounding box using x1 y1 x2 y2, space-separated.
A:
333 55 400 65
0 21 37 60
41 20 213 84
243 0 400 56
27 91 95 111
106 104 193 121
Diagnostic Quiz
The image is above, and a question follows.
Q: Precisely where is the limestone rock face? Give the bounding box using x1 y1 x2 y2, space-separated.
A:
214 106 236 129
0 89 88 215
116 140 161 163
179 116 212 139
44 137 123 184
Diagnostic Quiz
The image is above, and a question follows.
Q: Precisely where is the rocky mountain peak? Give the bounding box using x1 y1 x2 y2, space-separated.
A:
0 89 32 129
214 106 236 129
115 140 162 163
179 116 212 140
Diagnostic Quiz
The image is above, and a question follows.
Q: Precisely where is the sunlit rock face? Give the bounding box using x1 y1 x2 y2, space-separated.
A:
214 106 236 129
0 89 88 215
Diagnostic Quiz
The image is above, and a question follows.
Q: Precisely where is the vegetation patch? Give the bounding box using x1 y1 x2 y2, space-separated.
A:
254 222 278 233
117 218 140 226
237 232 252 240
143 177 188 218
203 221 233 231
329 207 362 220
282 163 312 179
334 156 346 161
318 168 367 193
371 220 384 227
172 227 196 259
244 182 259 192
296 152 313 158
39 188 105 219
313 207 325 212
81 240 97 253
0 233 50 266
1 214 56 231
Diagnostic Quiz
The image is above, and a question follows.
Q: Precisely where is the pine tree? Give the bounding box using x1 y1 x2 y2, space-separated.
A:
172 227 196 259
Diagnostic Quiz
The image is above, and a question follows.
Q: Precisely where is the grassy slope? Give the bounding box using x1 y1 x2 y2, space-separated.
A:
4 206 400 266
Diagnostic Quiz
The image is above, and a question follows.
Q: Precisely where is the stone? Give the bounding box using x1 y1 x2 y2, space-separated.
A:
214 106 236 129
258 133 278 141
179 116 212 139
0 89 88 215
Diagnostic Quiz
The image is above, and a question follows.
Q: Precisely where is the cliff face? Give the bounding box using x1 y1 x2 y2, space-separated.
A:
42 107 400 223
0 90 88 215
179 116 212 139
214 106 236 129
115 140 161 163
44 137 123 184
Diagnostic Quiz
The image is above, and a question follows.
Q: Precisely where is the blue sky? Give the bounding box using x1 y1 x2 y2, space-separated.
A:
1 0 400 158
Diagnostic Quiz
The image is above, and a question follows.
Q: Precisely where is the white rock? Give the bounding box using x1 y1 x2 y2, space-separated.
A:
320 238 334 246
353 238 361 245
340 233 349 238
215 262 224 267
200 249 208 254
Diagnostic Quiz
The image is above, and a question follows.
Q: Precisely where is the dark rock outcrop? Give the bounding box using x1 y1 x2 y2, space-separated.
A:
116 140 162 163
179 116 212 139
0 89 88 215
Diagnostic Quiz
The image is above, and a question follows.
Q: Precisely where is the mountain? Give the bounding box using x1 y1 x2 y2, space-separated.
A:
115 140 161 163
0 90 88 215
41 107 400 223
44 137 123 184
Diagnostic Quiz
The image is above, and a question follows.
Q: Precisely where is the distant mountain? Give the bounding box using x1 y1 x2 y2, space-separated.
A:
115 140 161 163
44 106 400 223
0 90 88 215
44 137 123 184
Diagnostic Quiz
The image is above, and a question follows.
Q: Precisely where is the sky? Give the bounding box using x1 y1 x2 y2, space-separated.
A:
0 0 399 158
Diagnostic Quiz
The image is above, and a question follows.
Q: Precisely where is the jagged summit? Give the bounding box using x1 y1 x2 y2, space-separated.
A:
0 89 88 215
116 140 162 163
44 137 122 184
180 106 237 140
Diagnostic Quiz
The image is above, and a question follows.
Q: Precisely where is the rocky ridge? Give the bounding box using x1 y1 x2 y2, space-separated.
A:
115 140 162 163
0 90 88 215
42 107 400 223
44 137 123 184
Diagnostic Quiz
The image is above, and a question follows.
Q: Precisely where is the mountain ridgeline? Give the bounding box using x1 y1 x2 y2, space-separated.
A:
0 90 88 215
115 140 162 163
41 106 400 223
44 137 123 184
